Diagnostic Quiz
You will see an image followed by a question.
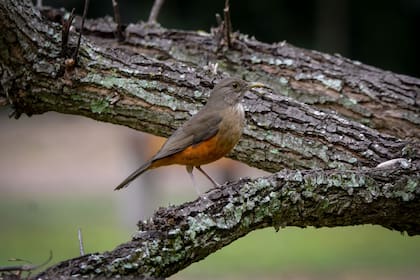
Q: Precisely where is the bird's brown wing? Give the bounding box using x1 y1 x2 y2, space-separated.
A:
152 110 222 161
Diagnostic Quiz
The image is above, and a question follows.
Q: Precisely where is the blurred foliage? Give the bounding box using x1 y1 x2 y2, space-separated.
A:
0 195 129 274
1 195 420 279
180 225 420 279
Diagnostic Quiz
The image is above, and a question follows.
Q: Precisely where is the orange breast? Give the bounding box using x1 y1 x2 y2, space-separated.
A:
151 133 232 168
151 105 245 168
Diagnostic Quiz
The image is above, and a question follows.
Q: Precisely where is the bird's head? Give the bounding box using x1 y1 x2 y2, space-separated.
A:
208 78 268 106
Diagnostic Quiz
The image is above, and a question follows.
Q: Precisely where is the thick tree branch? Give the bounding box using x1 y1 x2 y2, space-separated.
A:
0 2 418 173
1 1 419 279
1 4 419 140
35 161 420 279
122 26 419 140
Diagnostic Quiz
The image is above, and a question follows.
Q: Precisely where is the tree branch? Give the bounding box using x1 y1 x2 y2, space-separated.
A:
1 1 419 279
0 3 418 172
35 161 420 279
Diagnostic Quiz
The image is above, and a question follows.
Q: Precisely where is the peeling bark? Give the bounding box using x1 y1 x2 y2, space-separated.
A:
1 1 419 279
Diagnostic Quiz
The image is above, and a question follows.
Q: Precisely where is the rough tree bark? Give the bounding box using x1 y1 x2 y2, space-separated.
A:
0 1 419 279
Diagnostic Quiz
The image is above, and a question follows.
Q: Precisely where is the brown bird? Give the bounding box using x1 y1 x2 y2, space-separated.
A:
115 78 266 194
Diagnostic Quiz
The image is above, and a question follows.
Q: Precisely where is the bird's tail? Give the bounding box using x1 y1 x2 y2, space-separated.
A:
114 161 152 190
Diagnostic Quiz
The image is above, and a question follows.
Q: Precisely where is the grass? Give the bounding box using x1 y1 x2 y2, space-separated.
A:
177 226 420 279
0 195 129 272
1 194 419 279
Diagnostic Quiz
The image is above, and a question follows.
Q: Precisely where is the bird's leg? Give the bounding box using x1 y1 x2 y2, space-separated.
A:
196 166 221 188
186 165 202 197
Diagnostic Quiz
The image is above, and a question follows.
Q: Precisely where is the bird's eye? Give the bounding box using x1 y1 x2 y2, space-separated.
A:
232 83 238 89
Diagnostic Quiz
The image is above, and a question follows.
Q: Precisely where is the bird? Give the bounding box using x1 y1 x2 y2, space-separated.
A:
115 77 267 195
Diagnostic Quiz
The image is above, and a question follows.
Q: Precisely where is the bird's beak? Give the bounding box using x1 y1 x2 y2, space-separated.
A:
247 82 271 90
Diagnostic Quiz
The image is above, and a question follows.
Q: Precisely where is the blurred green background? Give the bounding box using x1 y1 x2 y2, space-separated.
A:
1 0 420 279
1 191 420 279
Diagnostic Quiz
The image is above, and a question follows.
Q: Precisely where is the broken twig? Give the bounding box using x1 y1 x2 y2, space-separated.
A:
61 8 75 57
0 251 53 273
223 0 232 48
78 228 85 256
148 0 165 23
112 0 124 41
73 0 89 64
